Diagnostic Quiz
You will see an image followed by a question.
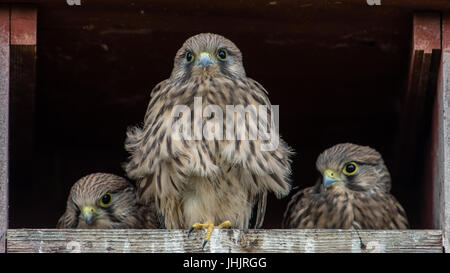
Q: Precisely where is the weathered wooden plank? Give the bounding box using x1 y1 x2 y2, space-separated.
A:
398 12 441 168
11 6 36 45
9 45 37 206
0 0 450 9
6 229 443 253
0 5 9 254
438 13 450 253
395 12 442 228
9 6 37 228
411 13 441 53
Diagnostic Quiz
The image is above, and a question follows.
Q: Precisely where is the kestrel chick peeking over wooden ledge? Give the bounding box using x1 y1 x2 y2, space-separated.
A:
124 33 293 248
283 143 409 230
57 173 160 229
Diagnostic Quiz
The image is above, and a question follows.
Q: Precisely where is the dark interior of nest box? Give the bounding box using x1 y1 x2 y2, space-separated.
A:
7 0 447 229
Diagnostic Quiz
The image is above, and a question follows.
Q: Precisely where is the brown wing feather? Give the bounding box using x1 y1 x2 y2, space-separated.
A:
282 184 318 228
249 191 267 229
57 183 83 229
56 204 79 229
353 193 409 229
284 185 410 229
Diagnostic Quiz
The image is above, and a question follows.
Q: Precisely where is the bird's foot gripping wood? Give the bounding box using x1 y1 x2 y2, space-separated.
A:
188 221 232 249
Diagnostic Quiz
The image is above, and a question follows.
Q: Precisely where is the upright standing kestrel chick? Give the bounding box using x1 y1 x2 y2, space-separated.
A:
124 33 293 247
283 143 409 230
57 173 160 229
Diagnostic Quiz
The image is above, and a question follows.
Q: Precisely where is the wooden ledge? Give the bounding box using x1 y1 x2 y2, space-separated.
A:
6 229 443 253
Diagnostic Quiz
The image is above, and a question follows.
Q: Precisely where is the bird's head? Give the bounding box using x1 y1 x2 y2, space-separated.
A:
68 173 137 228
170 33 246 82
315 143 391 193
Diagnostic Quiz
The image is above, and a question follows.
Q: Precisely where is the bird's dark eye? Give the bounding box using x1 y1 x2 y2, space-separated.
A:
185 51 194 63
343 162 358 175
217 49 227 60
99 193 112 207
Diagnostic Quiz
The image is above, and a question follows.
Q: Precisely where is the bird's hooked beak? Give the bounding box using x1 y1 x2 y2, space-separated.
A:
197 52 215 68
323 169 343 189
81 206 97 225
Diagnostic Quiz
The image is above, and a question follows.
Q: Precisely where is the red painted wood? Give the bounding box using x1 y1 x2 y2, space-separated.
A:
444 14 450 52
11 6 36 45
412 13 441 53
9 7 38 232
396 13 442 229
406 13 441 98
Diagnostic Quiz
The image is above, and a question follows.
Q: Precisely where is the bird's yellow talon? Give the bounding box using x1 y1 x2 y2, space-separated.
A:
188 222 205 237
188 220 232 249
218 220 232 229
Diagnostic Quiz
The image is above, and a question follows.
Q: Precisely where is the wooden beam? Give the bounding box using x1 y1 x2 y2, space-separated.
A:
9 7 37 232
0 5 9 254
410 13 441 53
6 229 443 253
395 12 441 228
11 6 36 45
437 13 450 253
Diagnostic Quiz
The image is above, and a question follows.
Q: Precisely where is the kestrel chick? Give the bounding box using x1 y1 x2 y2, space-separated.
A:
124 33 293 247
57 173 160 229
283 143 409 229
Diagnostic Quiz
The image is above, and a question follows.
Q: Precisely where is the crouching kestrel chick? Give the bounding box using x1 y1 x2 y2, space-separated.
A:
283 143 409 230
57 173 160 229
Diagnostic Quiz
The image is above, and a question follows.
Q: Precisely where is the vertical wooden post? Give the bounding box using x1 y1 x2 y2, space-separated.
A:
0 4 36 253
438 13 450 253
11 6 37 46
9 6 37 235
396 12 441 228
0 5 10 253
